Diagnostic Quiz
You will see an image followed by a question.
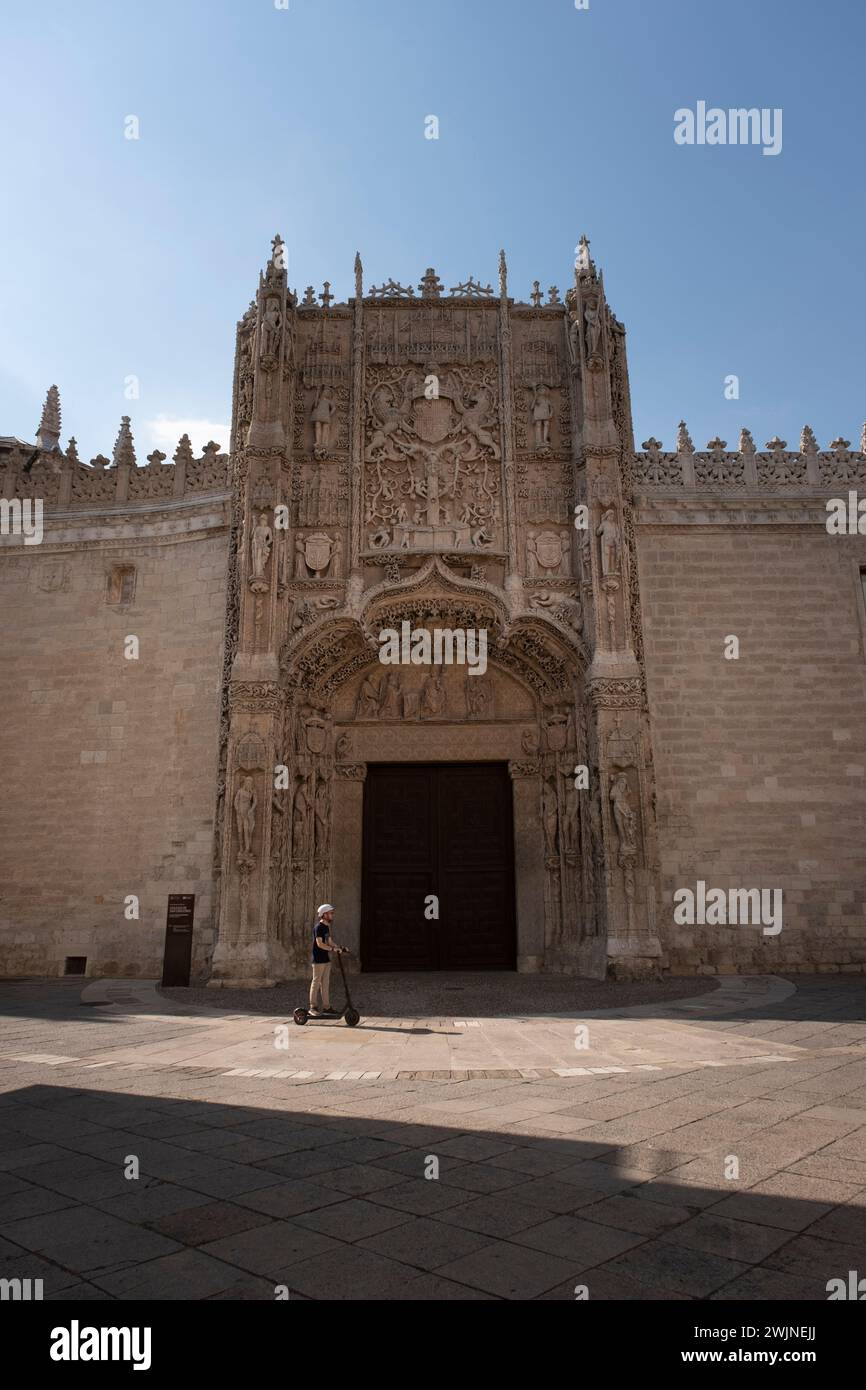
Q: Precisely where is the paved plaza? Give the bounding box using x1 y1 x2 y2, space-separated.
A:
1 973 865 1300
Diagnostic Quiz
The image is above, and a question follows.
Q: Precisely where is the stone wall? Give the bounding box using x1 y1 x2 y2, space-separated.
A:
0 496 230 980
635 433 866 975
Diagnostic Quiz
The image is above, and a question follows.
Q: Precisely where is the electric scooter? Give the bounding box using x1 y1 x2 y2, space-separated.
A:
293 949 360 1027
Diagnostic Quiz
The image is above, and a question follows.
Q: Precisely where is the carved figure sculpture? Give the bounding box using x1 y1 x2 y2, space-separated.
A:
356 673 381 719
311 388 336 449
526 531 539 578
314 779 330 858
458 386 501 458
610 771 638 856
233 776 257 857
596 508 620 577
531 384 554 448
365 384 410 460
251 512 272 581
560 777 578 854
292 779 311 858
584 303 602 359
294 536 308 578
380 672 403 719
465 675 492 718
420 671 445 718
542 781 559 859
567 314 581 368
261 298 282 358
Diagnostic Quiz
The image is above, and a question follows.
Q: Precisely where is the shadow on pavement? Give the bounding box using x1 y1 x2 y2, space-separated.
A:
0 1080 863 1300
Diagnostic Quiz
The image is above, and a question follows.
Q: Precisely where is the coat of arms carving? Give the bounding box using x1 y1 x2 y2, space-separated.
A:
362 362 502 554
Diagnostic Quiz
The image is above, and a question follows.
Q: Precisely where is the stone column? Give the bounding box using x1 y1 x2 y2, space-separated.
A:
210 237 296 986
569 247 660 979
332 763 366 961
509 761 545 972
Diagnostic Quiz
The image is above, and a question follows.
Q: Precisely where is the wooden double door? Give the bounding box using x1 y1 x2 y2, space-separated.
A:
361 762 516 971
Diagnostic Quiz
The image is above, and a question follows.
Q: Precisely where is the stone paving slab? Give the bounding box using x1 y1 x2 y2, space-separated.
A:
0 975 865 1299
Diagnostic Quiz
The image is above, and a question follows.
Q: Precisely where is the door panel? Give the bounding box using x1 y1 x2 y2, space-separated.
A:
362 763 515 971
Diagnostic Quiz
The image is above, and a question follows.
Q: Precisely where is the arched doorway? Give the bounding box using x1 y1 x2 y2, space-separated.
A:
361 761 516 970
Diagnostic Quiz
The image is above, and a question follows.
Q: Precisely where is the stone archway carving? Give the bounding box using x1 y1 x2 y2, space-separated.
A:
268 572 605 972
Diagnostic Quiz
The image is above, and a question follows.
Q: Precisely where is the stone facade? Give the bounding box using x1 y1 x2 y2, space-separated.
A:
1 240 865 982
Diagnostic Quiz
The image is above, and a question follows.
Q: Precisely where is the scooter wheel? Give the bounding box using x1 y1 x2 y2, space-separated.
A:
293 1008 309 1026
344 1008 360 1028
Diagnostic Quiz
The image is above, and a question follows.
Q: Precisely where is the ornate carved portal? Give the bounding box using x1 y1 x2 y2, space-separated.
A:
210 240 661 986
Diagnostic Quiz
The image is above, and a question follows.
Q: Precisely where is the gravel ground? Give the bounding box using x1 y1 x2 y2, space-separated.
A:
163 970 718 1017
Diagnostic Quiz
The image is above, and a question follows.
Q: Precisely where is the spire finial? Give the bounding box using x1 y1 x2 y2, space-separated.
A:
112 415 136 469
262 234 287 289
676 420 694 454
37 384 61 452
574 234 596 283
498 249 508 299
354 252 363 299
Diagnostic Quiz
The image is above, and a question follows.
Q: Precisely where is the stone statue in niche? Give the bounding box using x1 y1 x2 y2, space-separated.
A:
584 302 602 362
559 773 578 856
530 384 554 449
577 528 592 587
292 779 312 859
465 674 493 719
250 512 273 583
542 781 559 860
596 508 621 577
260 298 282 360
233 776 257 858
420 671 445 719
294 537 307 578
380 672 403 719
610 771 638 857
314 779 330 858
311 388 336 453
526 532 539 578
567 313 581 369
355 673 382 719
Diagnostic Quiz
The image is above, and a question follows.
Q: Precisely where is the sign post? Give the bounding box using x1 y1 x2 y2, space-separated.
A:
161 894 195 987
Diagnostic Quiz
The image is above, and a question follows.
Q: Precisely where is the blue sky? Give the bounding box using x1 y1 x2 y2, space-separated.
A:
1 0 863 461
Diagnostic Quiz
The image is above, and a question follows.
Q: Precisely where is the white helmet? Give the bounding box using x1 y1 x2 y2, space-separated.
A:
317 903 335 916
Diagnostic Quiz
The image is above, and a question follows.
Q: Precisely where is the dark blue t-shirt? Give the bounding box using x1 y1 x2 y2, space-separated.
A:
312 920 330 964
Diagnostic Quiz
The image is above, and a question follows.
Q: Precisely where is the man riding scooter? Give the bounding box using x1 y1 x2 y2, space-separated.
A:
309 903 347 1017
